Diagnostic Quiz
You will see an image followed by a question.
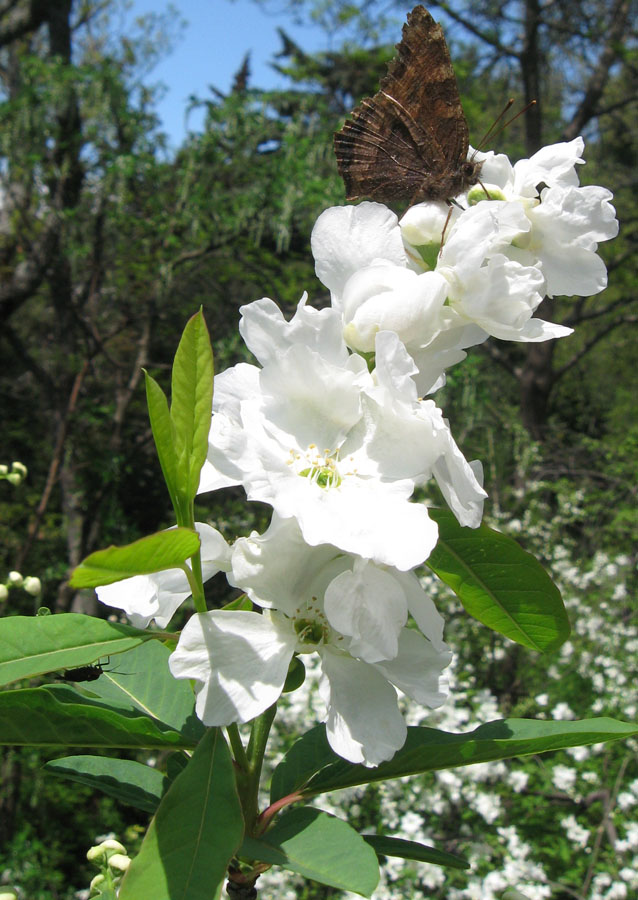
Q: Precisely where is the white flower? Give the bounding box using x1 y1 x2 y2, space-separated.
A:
509 770 529 793
199 296 484 570
170 515 452 766
311 190 575 398
561 813 589 848
552 764 577 792
473 137 618 297
311 201 484 394
551 701 575 720
434 202 571 343
473 791 502 823
96 523 230 628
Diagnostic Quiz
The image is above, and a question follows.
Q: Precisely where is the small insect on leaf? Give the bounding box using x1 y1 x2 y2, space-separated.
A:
60 658 111 683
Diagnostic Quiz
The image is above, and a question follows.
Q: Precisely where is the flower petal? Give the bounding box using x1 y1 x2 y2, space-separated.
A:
319 646 407 766
312 202 407 299
169 610 297 725
373 628 452 708
324 558 408 663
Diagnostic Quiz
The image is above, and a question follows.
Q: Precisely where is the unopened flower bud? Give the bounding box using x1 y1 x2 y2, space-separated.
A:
87 838 126 862
0 892 18 900
23 576 42 596
401 203 451 246
7 571 23 587
0 585 8 602
108 852 131 872
0 464 8 475
11 462 27 477
7 473 21 485
467 182 506 205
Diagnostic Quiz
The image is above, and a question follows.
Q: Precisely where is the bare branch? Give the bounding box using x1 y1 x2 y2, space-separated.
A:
555 315 638 380
562 0 632 141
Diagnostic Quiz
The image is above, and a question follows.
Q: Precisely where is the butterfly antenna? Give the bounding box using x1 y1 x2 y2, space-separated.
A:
473 99 514 154
474 100 537 155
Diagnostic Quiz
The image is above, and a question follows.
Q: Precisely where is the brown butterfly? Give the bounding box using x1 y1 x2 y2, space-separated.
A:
334 5 482 204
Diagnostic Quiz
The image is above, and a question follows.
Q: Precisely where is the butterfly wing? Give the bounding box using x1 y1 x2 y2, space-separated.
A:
334 5 471 202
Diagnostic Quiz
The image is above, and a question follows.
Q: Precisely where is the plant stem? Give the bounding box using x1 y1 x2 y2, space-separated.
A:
227 723 250 772
235 702 278 834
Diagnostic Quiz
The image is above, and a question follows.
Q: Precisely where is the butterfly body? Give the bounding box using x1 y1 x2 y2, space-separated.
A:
334 6 482 204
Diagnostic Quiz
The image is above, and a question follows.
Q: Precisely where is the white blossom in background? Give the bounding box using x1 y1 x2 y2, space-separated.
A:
170 515 452 766
96 523 230 628
551 764 577 792
561 813 590 848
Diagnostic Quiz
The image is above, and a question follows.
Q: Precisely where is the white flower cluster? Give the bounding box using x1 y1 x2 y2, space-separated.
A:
97 138 617 767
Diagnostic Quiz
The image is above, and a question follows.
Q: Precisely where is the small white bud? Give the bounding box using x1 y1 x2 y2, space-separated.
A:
0 585 8 602
100 838 126 853
6 473 21 485
87 838 126 862
23 576 42 596
11 461 27 477
7 571 23 586
0 464 8 475
108 852 131 872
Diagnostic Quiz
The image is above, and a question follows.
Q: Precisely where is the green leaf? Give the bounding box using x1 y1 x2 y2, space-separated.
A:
222 593 253 612
44 755 167 813
271 718 638 800
241 808 379 897
118 728 243 900
70 528 200 588
170 310 214 503
0 613 151 685
361 834 469 870
0 685 197 749
92 887 118 900
145 370 180 513
79 640 204 741
427 509 569 652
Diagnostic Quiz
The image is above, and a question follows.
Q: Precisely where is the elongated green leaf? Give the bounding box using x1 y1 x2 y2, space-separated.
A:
145 370 180 513
44 755 167 813
427 509 569 652
118 728 243 900
80 640 204 741
271 718 638 800
241 808 379 897
170 310 214 503
0 613 151 685
0 685 197 749
362 834 469 870
70 528 200 588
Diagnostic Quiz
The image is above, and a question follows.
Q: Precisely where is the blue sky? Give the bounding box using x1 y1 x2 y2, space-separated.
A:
128 0 331 149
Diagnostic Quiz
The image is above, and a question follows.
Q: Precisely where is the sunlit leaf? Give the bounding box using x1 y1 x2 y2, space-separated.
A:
118 728 243 900
70 528 200 588
427 510 569 652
